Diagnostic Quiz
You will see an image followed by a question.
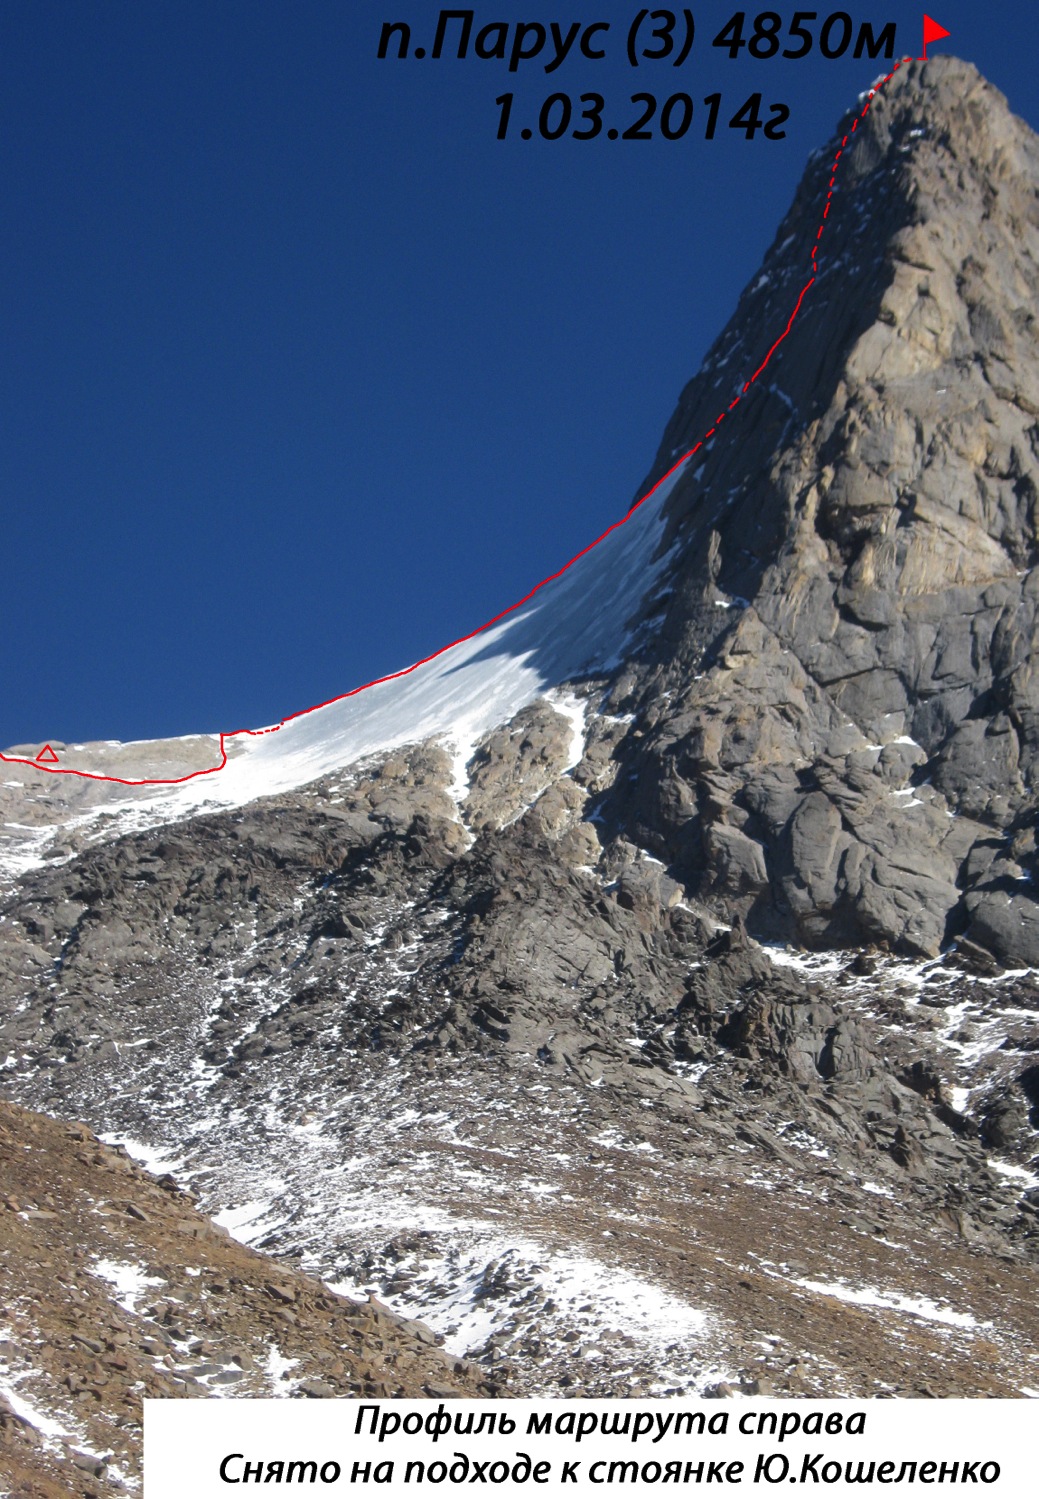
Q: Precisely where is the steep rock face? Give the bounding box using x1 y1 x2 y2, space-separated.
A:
612 57 1039 963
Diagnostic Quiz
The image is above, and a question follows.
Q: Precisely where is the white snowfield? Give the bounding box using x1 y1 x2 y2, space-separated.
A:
110 461 686 823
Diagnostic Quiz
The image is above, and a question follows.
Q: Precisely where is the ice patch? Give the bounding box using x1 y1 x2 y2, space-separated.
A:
264 1344 301 1392
548 690 589 773
762 944 843 976
213 1197 288 1243
861 1181 894 1198
91 1259 164 1314
988 1158 1039 1191
791 1276 987 1331
0 1375 69 1440
99 1133 185 1176
333 1237 712 1387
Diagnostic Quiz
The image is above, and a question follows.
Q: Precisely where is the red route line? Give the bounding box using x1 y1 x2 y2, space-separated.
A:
2 60 907 790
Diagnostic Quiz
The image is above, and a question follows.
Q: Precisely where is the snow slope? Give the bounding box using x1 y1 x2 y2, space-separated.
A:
95 462 686 824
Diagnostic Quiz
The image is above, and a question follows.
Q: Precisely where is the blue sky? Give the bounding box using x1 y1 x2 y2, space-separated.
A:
2 3 1035 745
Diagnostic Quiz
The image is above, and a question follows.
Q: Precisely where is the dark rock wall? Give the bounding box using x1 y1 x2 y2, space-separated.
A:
608 58 1039 963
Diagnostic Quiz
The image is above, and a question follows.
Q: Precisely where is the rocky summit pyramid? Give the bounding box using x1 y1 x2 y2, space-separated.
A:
617 54 1039 968
3 56 1039 1492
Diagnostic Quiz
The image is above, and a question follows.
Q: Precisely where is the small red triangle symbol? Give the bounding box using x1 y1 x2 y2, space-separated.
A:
35 744 60 764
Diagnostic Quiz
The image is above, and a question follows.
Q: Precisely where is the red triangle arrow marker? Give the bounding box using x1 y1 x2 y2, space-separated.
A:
922 15 951 59
35 744 60 764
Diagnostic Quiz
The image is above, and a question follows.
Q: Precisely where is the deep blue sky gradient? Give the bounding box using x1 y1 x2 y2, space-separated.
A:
2 3 1035 744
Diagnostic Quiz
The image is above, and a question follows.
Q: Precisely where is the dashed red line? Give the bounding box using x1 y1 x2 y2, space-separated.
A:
1 60 909 790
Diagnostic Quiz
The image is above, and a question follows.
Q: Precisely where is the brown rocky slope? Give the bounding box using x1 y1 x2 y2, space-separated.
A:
0 1101 479 1498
